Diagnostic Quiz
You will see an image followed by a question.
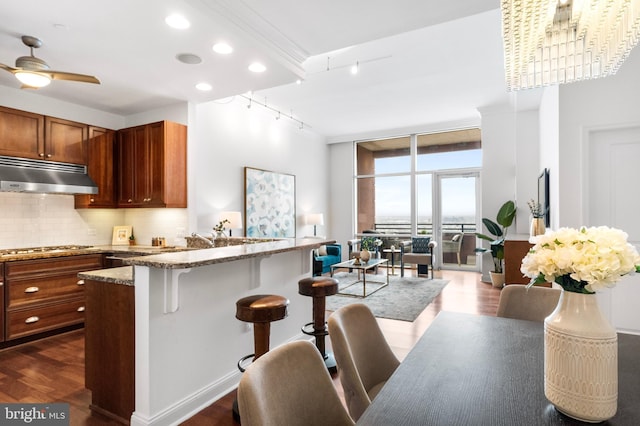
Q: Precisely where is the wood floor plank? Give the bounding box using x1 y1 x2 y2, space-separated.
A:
0 269 500 425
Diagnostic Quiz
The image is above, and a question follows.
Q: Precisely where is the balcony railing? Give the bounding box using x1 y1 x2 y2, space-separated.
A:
369 222 477 236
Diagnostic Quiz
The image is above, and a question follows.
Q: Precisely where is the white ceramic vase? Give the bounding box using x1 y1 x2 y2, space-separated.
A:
544 290 618 422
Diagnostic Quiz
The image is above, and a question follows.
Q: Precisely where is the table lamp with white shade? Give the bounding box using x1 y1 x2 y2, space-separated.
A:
219 211 243 237
306 213 324 237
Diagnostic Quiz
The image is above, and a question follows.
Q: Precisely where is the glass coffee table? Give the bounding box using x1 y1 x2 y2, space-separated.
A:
330 258 389 298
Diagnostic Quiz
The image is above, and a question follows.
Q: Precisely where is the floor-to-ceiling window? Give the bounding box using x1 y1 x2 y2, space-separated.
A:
355 129 482 270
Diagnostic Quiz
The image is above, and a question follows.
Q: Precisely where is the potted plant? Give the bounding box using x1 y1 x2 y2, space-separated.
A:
129 232 136 246
213 219 230 238
475 200 516 287
359 237 382 262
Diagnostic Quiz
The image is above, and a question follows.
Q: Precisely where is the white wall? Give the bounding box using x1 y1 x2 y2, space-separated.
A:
557 46 640 333
328 141 355 257
538 85 560 230
193 97 328 238
558 47 640 228
0 85 124 130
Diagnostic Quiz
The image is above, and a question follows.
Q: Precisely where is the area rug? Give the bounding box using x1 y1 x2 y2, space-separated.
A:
326 272 449 322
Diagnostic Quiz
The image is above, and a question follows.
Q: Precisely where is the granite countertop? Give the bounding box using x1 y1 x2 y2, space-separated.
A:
122 237 335 269
79 266 133 286
76 237 334 285
0 244 192 262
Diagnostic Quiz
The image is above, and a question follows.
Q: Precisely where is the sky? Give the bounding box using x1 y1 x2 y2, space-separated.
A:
371 149 481 219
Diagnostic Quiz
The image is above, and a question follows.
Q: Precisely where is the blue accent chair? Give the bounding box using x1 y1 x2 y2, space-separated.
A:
313 244 342 276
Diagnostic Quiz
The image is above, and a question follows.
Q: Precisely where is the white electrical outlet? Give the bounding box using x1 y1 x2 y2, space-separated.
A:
176 227 186 238
87 228 97 236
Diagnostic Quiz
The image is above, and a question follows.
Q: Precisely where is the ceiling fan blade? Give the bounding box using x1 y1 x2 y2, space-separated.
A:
48 70 100 84
0 63 19 73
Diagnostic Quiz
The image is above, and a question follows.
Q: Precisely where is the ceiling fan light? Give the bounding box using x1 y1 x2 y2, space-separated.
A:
15 71 51 88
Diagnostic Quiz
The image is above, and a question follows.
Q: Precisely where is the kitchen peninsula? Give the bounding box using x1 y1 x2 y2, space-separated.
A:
80 237 333 426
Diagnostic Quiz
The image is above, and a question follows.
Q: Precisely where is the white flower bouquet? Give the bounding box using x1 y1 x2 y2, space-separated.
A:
521 226 640 293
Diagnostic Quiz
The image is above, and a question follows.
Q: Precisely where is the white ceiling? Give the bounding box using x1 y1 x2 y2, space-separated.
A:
0 0 509 139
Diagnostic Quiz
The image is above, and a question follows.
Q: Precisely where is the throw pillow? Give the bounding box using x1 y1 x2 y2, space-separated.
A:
412 237 431 253
318 245 327 256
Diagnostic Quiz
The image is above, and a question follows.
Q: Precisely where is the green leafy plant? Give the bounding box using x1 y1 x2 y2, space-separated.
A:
475 200 516 273
129 232 135 241
361 237 382 251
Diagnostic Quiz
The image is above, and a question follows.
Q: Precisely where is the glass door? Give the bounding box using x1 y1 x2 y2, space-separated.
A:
434 171 480 271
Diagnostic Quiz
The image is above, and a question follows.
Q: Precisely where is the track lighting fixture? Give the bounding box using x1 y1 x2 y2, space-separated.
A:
350 61 359 75
241 94 307 130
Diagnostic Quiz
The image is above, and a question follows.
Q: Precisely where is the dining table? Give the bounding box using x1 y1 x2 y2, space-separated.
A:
356 311 640 425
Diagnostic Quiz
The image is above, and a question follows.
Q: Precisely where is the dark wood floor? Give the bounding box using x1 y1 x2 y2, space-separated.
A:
0 269 501 425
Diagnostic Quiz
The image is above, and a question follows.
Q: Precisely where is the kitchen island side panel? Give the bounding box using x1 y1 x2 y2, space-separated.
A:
131 249 313 426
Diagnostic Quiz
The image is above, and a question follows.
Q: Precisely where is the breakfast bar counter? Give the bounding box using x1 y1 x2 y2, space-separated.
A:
81 237 333 426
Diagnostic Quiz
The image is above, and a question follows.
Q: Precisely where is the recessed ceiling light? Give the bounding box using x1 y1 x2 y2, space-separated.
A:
213 42 233 54
196 82 212 91
176 53 202 64
165 14 190 29
248 62 266 73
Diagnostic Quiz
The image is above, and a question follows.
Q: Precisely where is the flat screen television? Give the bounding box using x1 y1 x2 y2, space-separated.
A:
538 168 550 228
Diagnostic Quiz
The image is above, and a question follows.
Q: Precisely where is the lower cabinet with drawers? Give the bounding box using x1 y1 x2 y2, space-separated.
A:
3 254 103 341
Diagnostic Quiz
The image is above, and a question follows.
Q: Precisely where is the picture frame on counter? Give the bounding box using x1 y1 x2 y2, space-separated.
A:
112 225 133 245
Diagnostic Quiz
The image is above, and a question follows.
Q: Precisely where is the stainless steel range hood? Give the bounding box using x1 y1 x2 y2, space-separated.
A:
0 156 98 194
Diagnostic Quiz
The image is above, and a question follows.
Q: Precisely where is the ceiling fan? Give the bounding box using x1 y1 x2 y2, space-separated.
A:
0 35 100 89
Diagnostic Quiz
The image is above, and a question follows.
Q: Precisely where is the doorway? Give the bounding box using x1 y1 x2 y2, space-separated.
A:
434 171 480 271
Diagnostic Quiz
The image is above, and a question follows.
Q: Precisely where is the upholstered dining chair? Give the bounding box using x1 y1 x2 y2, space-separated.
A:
237 340 354 426
496 284 561 322
328 303 400 421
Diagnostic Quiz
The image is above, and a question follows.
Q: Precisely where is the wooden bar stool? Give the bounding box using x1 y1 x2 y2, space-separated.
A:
235 294 289 370
298 276 338 370
234 294 289 422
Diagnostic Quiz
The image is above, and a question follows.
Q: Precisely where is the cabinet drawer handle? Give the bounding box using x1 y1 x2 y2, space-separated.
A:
24 286 40 293
46 154 52 158
25 316 40 324
77 306 85 312
90 198 95 203
39 152 45 157
77 279 85 286
128 199 133 203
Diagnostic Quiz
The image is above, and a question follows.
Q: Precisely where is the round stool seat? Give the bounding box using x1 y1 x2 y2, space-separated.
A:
298 277 339 298
236 294 289 323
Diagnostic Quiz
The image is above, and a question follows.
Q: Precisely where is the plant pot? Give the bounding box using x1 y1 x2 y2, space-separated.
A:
129 239 136 246
489 271 505 288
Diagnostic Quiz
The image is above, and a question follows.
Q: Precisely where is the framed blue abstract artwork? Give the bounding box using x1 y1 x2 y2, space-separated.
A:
244 167 296 238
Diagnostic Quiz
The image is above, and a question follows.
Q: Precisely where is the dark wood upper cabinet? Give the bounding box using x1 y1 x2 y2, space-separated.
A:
74 127 117 208
0 106 87 165
43 116 88 164
116 121 187 208
0 106 44 160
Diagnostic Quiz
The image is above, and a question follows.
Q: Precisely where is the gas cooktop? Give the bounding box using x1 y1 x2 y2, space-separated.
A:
0 245 93 257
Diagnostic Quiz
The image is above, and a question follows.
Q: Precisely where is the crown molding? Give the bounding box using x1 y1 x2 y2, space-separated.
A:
189 0 308 77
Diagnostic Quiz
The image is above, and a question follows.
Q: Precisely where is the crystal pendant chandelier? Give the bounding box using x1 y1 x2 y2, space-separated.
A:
502 0 640 90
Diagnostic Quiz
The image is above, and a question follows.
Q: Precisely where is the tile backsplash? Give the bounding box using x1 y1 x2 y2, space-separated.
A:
0 193 189 249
